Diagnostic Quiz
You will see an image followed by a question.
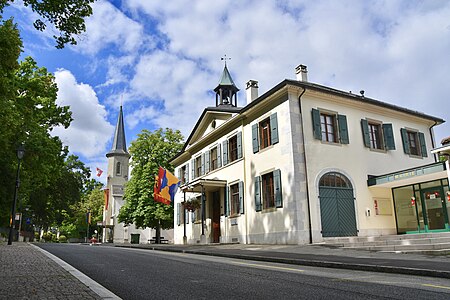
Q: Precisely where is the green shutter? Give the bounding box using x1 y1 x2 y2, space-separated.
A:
400 128 410 154
252 123 259 153
274 169 282 208
177 203 181 226
254 176 261 212
191 159 195 179
222 140 229 165
382 124 395 150
361 119 370 148
185 163 189 183
270 113 279 145
338 114 349 144
418 132 428 157
237 132 243 159
217 143 222 168
239 181 244 214
205 151 210 173
186 208 189 224
178 168 182 182
224 186 230 217
201 153 205 175
311 108 322 140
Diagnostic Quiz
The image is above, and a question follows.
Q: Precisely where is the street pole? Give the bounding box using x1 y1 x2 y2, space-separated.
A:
86 209 90 243
8 145 25 245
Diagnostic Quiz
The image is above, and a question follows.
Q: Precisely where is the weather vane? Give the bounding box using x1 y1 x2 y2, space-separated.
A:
221 55 231 66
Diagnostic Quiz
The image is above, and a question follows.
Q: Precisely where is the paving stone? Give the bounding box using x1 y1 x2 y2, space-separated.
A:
0 243 101 300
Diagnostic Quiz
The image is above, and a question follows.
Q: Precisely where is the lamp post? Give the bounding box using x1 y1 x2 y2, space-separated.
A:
8 144 25 245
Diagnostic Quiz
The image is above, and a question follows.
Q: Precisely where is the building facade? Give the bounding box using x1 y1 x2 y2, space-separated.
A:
171 65 449 245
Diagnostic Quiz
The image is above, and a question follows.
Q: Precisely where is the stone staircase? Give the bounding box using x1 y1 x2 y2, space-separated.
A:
317 232 450 254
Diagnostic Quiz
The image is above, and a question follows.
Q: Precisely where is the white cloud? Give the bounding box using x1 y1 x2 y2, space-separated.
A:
76 1 150 55
52 69 115 159
124 0 450 142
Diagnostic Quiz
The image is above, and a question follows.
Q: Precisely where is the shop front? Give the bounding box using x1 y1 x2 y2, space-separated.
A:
368 162 450 234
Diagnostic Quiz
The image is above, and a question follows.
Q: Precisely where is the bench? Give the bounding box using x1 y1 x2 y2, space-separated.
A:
148 236 169 244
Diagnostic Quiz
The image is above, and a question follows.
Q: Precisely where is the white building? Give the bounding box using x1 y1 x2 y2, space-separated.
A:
171 64 449 245
102 106 173 244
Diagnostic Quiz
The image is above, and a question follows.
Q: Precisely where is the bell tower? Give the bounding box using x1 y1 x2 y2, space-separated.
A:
214 59 239 107
103 105 130 243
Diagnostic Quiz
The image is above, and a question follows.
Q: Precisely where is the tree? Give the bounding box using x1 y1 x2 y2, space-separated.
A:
0 0 97 48
0 19 74 228
118 128 184 242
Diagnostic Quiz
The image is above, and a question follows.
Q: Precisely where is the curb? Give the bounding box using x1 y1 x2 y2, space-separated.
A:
114 244 450 279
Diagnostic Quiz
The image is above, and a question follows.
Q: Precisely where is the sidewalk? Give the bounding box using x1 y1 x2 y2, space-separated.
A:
115 242 450 279
0 242 112 300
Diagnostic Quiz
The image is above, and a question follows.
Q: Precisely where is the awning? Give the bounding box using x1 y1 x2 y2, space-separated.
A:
180 178 227 193
367 162 447 188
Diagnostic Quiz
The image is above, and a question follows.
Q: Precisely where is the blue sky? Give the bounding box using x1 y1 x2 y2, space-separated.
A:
4 0 450 181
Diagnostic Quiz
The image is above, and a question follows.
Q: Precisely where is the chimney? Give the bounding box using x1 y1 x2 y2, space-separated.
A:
295 64 308 82
246 80 259 104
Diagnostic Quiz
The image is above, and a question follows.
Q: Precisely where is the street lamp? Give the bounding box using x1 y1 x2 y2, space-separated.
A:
8 144 25 245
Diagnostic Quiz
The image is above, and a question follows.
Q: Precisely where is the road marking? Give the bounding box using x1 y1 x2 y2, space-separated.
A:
422 284 450 290
231 261 304 272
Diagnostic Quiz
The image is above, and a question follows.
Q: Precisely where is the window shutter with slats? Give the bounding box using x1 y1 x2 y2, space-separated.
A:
185 163 189 183
255 176 261 212
361 119 370 148
239 181 244 214
237 132 242 159
205 151 210 173
312 109 322 140
201 153 205 176
191 159 195 179
222 140 229 165
274 169 282 208
400 128 410 154
338 114 349 144
224 186 229 217
252 123 259 153
418 132 427 157
217 143 222 168
382 124 395 150
270 113 279 145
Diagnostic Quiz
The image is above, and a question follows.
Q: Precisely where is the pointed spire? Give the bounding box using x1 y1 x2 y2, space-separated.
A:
214 64 239 107
106 106 129 157
218 65 237 87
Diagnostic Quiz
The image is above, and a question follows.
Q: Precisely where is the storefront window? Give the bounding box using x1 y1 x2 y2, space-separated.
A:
393 186 418 233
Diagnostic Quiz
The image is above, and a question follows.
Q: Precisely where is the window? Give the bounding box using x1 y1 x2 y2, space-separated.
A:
195 156 202 178
400 128 427 157
361 120 395 150
259 118 271 149
225 182 244 216
223 132 242 165
116 162 121 175
252 113 279 153
255 169 282 211
320 113 337 143
312 109 349 144
229 135 238 162
368 123 382 149
179 164 188 185
408 131 419 156
319 172 352 188
262 173 275 209
210 146 220 171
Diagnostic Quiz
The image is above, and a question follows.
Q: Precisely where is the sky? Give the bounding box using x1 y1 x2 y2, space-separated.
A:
4 0 450 182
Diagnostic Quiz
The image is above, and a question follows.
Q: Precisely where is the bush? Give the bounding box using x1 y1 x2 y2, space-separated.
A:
34 232 39 240
42 232 52 242
58 235 67 243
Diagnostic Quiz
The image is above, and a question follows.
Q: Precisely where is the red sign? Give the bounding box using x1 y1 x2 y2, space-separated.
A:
411 197 415 206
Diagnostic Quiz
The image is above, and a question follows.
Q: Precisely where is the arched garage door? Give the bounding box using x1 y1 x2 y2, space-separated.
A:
319 172 357 237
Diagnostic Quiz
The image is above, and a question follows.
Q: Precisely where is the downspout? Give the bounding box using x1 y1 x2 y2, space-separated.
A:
242 118 249 244
429 121 439 162
298 87 313 244
183 191 187 244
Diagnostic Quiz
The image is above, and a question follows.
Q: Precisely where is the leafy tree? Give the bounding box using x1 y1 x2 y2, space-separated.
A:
118 128 184 242
0 0 97 48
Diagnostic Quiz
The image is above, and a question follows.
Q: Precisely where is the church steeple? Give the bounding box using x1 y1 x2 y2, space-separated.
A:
214 64 239 107
106 106 129 158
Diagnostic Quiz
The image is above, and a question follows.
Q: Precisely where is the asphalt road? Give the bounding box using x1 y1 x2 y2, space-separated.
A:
37 243 450 300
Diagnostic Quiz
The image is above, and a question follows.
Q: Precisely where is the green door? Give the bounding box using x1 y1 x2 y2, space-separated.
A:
422 187 448 231
319 186 357 237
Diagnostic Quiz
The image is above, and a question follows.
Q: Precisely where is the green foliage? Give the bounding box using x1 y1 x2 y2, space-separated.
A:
0 0 97 48
58 235 67 243
42 232 52 242
118 128 184 230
